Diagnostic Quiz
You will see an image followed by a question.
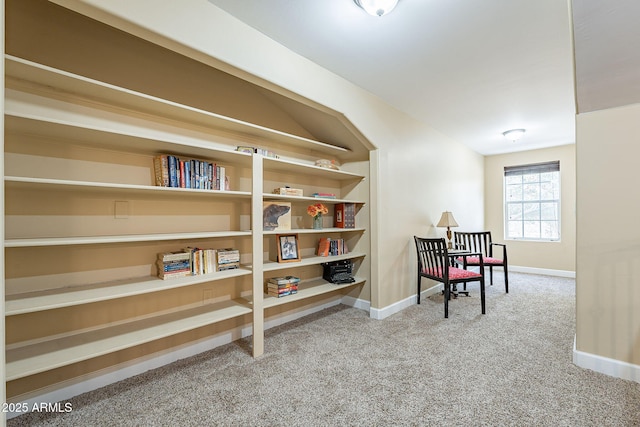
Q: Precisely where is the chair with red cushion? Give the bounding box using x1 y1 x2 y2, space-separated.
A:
414 236 486 318
453 231 508 292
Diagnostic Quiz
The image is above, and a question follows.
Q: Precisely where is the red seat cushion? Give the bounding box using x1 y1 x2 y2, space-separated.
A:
457 256 504 265
423 266 482 280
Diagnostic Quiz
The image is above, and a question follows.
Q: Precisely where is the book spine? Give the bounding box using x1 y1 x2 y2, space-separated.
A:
168 156 178 188
219 166 226 191
153 155 169 187
184 161 191 189
158 263 191 272
218 263 239 271
335 203 345 228
179 161 185 188
159 270 191 280
203 161 209 190
347 203 355 228
158 251 191 262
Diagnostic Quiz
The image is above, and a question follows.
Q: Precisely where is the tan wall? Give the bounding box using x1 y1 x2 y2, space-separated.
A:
56 0 485 310
576 103 640 365
484 145 576 273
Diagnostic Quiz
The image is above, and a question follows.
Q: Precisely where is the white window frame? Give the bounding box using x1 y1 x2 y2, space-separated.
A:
504 161 561 242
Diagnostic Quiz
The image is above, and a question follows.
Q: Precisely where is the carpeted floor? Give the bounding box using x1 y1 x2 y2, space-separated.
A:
8 273 640 426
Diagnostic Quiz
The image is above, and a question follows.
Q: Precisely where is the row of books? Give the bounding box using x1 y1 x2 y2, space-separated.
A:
316 238 349 257
266 276 300 298
235 145 279 159
153 154 229 190
157 248 240 279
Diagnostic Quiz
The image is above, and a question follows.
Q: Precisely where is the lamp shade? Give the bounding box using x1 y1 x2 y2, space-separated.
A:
436 211 459 228
354 0 399 16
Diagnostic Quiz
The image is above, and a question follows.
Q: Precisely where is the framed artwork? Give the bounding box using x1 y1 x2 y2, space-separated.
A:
263 201 291 231
276 234 301 263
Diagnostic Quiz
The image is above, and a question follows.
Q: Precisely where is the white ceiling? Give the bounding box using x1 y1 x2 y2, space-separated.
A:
206 0 577 156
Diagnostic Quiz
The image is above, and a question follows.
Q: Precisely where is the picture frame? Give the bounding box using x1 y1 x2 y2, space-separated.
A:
263 201 292 231
276 234 301 263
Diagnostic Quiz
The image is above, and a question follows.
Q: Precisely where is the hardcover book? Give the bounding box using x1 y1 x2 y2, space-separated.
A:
335 203 356 228
317 237 331 256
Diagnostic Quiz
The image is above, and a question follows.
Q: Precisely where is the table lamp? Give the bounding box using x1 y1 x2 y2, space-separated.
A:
436 211 458 249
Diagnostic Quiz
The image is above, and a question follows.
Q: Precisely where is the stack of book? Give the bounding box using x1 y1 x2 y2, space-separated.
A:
316 238 349 257
217 248 240 271
266 276 300 298
153 154 228 191
157 251 192 279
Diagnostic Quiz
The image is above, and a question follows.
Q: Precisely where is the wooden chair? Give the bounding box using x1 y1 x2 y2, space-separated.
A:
453 231 509 292
414 236 486 318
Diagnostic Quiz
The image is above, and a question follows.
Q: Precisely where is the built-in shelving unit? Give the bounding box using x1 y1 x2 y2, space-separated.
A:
3 47 371 405
4 52 368 404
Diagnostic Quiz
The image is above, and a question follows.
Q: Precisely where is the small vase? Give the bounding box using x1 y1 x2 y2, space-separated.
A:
313 214 323 230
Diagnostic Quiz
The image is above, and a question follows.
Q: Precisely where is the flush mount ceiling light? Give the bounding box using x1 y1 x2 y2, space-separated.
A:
354 0 399 17
502 129 526 142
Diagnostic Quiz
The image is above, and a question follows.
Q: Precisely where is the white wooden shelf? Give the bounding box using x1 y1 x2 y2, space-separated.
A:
5 55 351 156
262 277 366 309
5 299 253 381
263 227 366 235
4 114 253 166
5 176 252 198
5 231 252 248
262 193 366 205
5 268 252 316
262 252 366 272
263 157 365 180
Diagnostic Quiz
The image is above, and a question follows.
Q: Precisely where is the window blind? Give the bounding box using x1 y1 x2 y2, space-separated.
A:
504 161 560 176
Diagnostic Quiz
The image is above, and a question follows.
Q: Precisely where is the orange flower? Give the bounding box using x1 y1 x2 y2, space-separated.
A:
307 203 328 217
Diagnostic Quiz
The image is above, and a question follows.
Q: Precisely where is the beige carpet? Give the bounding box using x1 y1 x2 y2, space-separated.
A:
9 273 640 426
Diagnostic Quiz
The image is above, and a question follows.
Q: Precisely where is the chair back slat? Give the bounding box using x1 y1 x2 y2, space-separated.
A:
454 231 492 257
414 236 448 280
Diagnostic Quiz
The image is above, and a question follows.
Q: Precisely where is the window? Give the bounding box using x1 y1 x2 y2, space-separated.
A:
504 161 560 241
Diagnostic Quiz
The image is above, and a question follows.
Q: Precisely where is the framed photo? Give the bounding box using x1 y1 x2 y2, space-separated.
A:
277 234 301 263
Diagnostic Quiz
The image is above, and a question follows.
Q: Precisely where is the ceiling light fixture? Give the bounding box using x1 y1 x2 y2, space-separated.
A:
502 129 526 142
354 0 399 17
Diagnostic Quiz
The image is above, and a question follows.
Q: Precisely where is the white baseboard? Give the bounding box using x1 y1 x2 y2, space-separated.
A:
342 295 370 311
573 337 640 384
509 265 576 278
369 284 442 320
5 297 365 419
